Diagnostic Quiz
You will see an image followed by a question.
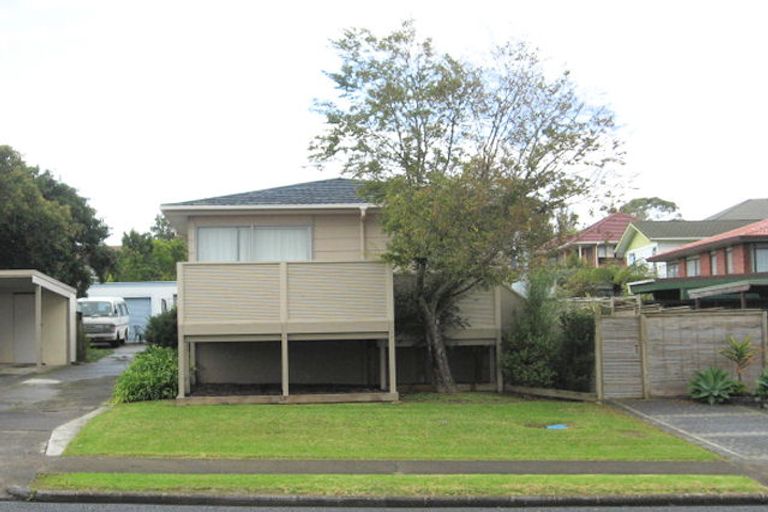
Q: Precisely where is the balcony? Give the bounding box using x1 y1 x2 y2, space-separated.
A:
176 261 396 402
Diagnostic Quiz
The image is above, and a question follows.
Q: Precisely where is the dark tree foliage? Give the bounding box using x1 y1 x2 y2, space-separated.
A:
112 224 186 282
0 146 114 295
554 308 595 392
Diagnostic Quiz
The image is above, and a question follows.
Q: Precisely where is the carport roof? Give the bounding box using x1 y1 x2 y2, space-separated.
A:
0 270 76 297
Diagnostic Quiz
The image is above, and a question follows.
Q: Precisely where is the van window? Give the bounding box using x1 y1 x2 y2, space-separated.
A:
81 301 114 317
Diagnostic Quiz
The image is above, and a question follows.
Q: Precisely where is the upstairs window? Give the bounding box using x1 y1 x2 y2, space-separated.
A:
726 248 734 274
667 262 679 278
686 257 700 277
754 244 768 273
197 226 311 262
710 251 718 276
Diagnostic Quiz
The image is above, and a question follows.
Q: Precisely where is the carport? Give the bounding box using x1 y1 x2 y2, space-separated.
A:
0 270 76 367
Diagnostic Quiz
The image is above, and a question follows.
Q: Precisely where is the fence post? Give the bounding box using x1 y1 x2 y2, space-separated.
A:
762 311 768 368
639 314 650 399
594 314 604 402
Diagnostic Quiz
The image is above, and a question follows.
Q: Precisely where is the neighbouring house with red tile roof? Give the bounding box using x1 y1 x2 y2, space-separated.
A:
551 212 636 268
630 219 768 308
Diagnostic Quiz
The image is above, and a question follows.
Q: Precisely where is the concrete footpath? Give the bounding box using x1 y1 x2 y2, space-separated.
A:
42 456 744 476
0 345 141 498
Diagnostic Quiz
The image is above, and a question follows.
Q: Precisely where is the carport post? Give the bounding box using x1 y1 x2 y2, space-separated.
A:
34 285 42 368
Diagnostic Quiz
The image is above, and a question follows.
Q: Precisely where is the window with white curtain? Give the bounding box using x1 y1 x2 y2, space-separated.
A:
197 226 310 262
754 244 768 273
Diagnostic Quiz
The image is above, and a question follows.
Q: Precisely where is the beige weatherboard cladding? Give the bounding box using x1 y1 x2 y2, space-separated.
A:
164 181 518 401
176 260 397 400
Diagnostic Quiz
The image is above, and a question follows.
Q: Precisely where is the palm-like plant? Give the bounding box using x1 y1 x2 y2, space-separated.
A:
689 367 737 405
719 335 756 384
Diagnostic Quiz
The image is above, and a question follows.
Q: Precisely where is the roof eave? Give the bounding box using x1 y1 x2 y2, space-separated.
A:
160 203 379 212
647 234 768 262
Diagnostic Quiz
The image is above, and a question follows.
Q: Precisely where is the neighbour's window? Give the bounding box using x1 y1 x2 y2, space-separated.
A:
161 299 168 313
667 262 679 278
710 251 718 276
686 257 700 277
726 248 734 274
754 244 768 273
197 226 311 262
628 253 636 265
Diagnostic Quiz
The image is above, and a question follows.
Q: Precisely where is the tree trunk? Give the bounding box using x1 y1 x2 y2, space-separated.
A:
420 298 457 393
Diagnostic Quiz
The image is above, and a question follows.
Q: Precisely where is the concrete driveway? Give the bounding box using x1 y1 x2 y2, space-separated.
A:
616 399 768 482
0 344 141 497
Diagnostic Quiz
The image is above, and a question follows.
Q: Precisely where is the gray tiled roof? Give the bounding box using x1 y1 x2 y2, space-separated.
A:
706 199 768 220
633 220 753 239
169 178 367 207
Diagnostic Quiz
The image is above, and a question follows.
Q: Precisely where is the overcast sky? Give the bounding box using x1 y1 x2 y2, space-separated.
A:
2 0 766 244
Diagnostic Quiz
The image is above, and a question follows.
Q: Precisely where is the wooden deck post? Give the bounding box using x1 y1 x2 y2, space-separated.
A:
176 262 187 398
34 285 42 368
494 287 503 392
379 341 386 390
281 333 289 397
280 262 289 397
385 264 397 395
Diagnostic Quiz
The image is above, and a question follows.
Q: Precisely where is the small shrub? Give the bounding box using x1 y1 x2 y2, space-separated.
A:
113 345 177 403
503 268 560 388
756 368 768 399
555 308 595 392
689 367 737 405
144 308 178 347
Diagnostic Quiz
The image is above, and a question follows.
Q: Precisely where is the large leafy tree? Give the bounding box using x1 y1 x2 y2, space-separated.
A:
619 197 681 220
311 23 622 391
112 217 186 282
0 146 114 295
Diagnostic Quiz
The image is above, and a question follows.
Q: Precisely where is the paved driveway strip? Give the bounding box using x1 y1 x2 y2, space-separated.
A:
0 345 141 498
614 399 768 483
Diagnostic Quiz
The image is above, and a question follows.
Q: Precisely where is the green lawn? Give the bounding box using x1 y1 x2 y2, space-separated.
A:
33 473 765 497
65 393 716 461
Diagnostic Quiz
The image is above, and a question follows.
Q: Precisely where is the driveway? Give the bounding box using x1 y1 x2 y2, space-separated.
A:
615 399 768 482
0 344 141 497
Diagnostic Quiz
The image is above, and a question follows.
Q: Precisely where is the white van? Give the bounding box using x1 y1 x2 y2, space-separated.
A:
78 297 130 347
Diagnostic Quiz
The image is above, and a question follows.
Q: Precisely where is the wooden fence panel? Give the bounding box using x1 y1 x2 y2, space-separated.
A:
599 311 767 399
646 312 765 397
599 316 643 399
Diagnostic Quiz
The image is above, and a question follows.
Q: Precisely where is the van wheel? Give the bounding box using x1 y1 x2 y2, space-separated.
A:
110 338 119 348
120 330 127 345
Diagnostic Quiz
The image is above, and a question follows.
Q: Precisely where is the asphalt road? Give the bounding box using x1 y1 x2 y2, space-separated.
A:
2 504 768 512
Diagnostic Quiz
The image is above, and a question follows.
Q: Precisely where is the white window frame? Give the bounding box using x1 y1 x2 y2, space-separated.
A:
686 256 700 277
754 244 768 273
667 262 679 278
710 251 718 276
726 248 734 274
197 225 312 262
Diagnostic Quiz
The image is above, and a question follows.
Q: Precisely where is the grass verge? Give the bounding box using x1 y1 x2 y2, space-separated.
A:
33 473 765 497
65 393 715 461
